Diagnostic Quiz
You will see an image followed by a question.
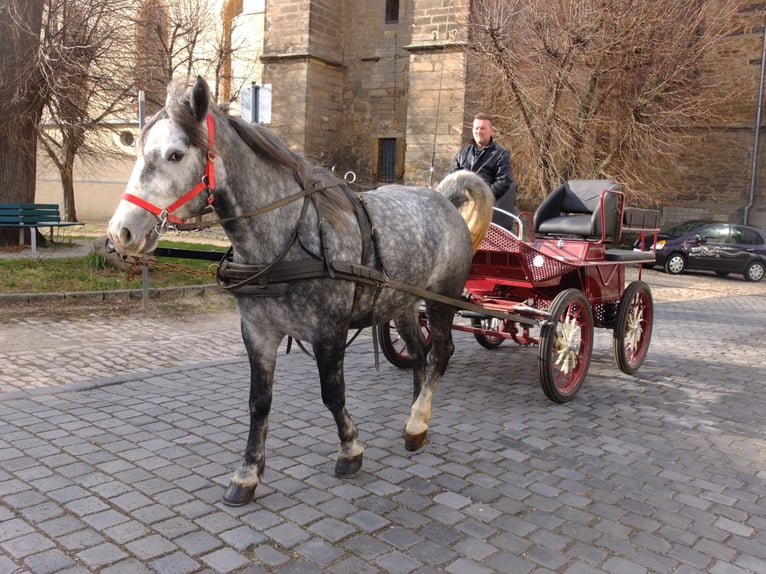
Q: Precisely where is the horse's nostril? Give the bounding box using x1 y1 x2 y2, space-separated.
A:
119 228 132 244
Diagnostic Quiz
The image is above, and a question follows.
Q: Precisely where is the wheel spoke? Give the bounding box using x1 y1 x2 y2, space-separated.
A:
624 298 645 358
554 307 583 378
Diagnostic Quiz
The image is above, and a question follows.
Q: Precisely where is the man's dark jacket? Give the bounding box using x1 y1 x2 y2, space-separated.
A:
449 139 517 211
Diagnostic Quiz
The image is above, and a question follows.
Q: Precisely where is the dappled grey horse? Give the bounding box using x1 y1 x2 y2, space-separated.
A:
107 76 493 506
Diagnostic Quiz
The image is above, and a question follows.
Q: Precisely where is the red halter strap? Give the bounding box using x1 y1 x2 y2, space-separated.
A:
121 113 216 225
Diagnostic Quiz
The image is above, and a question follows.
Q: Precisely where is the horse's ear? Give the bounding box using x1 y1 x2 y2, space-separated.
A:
190 76 210 122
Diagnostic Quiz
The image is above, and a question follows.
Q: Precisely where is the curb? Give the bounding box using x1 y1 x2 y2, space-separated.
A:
0 283 223 305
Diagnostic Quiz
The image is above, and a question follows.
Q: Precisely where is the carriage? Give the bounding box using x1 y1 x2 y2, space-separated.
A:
377 179 661 403
107 76 663 505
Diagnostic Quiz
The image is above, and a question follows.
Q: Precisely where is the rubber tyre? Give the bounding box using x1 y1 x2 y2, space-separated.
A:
376 318 431 369
744 261 765 282
538 289 594 403
664 253 685 275
471 317 505 349
613 281 653 375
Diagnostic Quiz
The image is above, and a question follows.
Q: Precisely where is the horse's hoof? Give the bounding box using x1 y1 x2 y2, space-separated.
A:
404 430 427 452
222 483 256 506
335 453 363 478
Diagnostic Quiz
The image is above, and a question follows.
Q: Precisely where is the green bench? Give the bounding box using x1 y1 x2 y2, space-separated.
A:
0 203 85 252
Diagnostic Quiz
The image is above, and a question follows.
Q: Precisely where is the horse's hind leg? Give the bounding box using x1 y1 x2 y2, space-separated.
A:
314 334 364 478
404 302 455 451
222 323 280 507
393 312 429 401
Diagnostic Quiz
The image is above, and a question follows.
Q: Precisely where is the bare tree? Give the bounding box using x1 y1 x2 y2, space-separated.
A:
467 0 738 207
0 0 260 241
0 0 45 245
37 0 138 222
134 0 260 111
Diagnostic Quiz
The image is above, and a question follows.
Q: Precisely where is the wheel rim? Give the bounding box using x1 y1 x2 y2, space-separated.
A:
472 317 505 349
539 290 593 402
551 306 589 392
482 318 504 343
389 328 410 359
667 255 684 274
747 262 764 281
377 316 431 369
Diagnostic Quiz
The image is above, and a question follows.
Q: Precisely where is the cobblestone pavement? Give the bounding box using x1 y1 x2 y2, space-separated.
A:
0 268 765 573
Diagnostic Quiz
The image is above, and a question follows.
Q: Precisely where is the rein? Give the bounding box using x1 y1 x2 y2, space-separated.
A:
177 185 322 233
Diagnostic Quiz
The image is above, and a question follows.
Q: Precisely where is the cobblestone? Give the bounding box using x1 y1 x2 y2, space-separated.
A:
0 268 764 572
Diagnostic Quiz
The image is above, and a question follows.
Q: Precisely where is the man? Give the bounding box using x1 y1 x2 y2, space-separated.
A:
450 113 517 213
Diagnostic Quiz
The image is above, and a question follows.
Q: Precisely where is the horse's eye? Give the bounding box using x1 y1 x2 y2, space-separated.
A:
168 151 184 162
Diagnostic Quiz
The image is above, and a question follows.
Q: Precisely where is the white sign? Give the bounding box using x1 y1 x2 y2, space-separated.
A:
241 83 272 125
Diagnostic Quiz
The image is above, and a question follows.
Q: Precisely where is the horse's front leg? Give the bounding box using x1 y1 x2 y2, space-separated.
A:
314 334 364 478
222 321 281 507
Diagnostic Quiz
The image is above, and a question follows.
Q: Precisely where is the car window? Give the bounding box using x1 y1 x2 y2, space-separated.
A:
698 223 730 243
731 226 763 245
663 220 710 238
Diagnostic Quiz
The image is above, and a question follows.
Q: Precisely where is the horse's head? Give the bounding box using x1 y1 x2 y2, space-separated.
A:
107 76 216 256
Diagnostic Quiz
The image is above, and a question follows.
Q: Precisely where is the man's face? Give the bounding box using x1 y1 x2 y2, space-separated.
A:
472 119 493 148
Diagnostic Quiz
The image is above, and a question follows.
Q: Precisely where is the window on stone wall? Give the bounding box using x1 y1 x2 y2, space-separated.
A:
385 0 399 24
378 138 398 182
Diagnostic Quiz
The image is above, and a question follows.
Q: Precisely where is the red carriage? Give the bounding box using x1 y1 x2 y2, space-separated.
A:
378 179 661 403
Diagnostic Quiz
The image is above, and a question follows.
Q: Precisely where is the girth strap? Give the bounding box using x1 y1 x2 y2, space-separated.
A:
216 257 532 323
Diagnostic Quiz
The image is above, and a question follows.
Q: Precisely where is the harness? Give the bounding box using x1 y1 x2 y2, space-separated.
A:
215 179 385 300
122 113 530 337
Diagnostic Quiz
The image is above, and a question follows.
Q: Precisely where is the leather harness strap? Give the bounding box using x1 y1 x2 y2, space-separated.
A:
217 257 532 323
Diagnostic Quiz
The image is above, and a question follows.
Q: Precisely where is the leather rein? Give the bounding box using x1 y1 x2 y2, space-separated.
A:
119 112 531 326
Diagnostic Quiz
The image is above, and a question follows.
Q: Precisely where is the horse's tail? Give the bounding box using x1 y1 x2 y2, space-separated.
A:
436 171 494 254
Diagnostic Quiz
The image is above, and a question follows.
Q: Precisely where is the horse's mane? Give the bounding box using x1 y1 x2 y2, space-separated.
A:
226 116 354 228
140 79 354 229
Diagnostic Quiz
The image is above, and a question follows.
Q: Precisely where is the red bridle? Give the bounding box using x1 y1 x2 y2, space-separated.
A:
121 113 217 226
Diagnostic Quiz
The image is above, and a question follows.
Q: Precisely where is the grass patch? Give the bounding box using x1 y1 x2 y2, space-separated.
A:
0 240 226 294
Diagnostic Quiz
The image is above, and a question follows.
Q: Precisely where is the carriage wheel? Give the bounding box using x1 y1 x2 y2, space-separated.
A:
613 281 653 375
538 289 594 403
471 317 506 349
376 316 431 369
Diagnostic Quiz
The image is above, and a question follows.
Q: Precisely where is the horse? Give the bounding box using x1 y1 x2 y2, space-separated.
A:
107 76 493 506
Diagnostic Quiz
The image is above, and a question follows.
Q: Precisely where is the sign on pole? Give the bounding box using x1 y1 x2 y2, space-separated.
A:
241 83 272 124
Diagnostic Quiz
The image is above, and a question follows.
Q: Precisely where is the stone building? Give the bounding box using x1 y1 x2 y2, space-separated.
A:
260 0 469 188
36 0 766 230
259 0 766 229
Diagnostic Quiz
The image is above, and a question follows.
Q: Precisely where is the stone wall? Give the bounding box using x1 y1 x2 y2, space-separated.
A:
403 0 470 186
403 47 467 186
662 2 766 228
334 1 411 181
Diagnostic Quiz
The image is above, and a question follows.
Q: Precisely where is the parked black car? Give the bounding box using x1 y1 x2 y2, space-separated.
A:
636 220 766 282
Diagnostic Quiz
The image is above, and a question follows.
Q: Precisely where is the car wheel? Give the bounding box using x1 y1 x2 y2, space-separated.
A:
664 253 685 275
744 260 765 282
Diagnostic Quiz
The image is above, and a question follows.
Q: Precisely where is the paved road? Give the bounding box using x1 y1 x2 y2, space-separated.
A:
0 268 765 573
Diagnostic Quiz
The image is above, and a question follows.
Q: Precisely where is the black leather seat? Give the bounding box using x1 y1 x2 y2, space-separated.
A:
533 179 621 242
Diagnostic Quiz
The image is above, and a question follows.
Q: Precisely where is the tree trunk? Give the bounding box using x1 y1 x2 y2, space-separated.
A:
0 0 45 246
62 159 78 223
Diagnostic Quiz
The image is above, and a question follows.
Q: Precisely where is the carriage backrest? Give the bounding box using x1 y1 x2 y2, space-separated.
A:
533 179 622 242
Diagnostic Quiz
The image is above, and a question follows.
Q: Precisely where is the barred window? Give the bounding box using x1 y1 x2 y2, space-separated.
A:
378 138 398 182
